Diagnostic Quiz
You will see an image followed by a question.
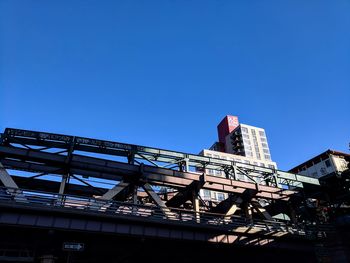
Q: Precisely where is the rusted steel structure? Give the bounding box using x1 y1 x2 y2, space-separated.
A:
0 128 321 243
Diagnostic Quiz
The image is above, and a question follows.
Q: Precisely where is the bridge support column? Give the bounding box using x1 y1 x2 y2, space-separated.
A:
243 203 253 224
58 174 69 195
56 174 69 206
192 192 200 223
289 206 298 225
184 158 189 172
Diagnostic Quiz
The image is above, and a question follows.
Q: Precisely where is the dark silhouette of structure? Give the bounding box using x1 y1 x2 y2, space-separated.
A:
0 128 348 262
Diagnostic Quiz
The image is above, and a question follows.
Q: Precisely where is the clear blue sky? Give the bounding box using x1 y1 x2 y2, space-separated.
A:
1 0 349 170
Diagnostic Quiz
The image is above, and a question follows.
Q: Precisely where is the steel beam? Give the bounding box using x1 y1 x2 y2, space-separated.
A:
142 183 171 216
0 146 295 200
101 181 130 200
0 128 325 240
211 195 243 217
0 162 19 189
2 128 320 187
58 175 69 195
251 201 274 221
0 162 27 201
166 179 204 208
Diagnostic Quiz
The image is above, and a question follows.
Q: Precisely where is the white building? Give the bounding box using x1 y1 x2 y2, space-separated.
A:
224 124 272 162
289 150 349 179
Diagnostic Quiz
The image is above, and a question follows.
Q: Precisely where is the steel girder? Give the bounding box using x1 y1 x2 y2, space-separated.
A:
1 128 319 188
0 128 319 226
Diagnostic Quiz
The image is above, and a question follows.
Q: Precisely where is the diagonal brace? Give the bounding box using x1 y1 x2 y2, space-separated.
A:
142 183 172 217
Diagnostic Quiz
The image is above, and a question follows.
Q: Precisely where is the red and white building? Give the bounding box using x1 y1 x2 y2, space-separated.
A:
198 115 277 201
209 115 276 168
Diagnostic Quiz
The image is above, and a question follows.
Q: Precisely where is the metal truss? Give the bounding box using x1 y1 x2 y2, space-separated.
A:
0 128 320 237
0 186 305 238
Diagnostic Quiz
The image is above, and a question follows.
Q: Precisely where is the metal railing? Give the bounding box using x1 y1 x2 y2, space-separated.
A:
0 187 305 236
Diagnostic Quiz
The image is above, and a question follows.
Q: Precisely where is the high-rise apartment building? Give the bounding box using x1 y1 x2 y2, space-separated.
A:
198 115 277 202
225 124 272 162
216 115 273 163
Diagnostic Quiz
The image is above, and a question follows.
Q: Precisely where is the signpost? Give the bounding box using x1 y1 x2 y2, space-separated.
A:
62 242 84 252
63 242 84 263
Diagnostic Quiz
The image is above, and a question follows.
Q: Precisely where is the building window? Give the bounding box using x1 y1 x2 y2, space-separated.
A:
325 160 331 167
340 159 348 170
261 143 268 148
259 131 266 137
256 153 261 160
259 163 265 167
244 139 251 145
253 140 258 146
264 154 271 160
215 170 222 176
242 127 248 133
260 137 267 143
207 169 214 175
263 149 270 154
243 134 250 139
216 193 225 201
251 129 256 135
202 190 211 200
268 164 275 169
245 151 253 157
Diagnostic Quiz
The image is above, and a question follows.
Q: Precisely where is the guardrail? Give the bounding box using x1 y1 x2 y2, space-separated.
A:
0 187 305 236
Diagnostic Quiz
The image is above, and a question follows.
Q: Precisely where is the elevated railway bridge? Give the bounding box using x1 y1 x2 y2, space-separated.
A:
0 128 338 262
